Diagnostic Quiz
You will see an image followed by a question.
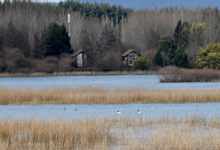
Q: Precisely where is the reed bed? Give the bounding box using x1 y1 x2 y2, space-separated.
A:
0 117 115 150
0 70 157 77
1 87 220 105
1 115 220 149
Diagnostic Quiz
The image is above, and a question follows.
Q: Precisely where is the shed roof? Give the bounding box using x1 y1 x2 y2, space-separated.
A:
121 49 141 57
72 49 83 57
121 49 134 57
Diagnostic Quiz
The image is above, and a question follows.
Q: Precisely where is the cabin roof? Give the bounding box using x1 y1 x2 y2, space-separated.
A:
72 49 83 57
121 49 141 57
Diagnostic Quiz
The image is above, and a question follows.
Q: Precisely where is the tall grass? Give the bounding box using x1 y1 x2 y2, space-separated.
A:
0 118 115 150
159 66 220 82
1 87 220 105
0 115 220 149
0 70 157 77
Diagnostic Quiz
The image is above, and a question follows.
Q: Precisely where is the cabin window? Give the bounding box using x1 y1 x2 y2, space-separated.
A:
129 53 133 58
134 53 137 58
77 60 82 67
129 60 133 65
83 60 87 66
77 53 82 59
83 54 87 59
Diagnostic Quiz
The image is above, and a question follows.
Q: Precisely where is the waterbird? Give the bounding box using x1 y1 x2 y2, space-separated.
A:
64 108 65 110
75 109 77 111
138 109 141 113
117 111 121 114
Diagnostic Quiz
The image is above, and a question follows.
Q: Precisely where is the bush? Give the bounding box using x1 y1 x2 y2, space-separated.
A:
134 56 149 70
70 58 77 68
195 43 220 69
159 66 220 82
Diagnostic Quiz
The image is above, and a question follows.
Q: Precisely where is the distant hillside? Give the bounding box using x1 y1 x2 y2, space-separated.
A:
51 0 220 9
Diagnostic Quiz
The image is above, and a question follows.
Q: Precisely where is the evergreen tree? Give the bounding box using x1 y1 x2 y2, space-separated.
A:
154 50 163 67
172 44 190 68
174 20 190 48
59 24 71 53
43 23 71 57
174 20 183 47
156 35 177 62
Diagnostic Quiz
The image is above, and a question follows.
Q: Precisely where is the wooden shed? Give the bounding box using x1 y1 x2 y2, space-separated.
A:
72 50 89 67
121 49 141 67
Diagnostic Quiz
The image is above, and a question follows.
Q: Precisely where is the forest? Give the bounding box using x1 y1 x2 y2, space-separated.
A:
0 0 220 73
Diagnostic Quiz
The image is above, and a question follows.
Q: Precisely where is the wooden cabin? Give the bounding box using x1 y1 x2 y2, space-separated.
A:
72 50 89 67
121 49 141 67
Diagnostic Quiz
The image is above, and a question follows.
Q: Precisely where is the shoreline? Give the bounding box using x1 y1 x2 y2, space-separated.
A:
0 70 158 77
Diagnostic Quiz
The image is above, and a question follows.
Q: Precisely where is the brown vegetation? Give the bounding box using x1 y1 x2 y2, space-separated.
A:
0 115 220 149
0 118 115 149
0 87 220 105
159 66 220 82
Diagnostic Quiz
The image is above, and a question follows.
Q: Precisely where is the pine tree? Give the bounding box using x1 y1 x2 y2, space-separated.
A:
172 44 190 68
154 50 163 67
156 35 177 62
174 20 183 47
174 20 190 48
43 23 71 57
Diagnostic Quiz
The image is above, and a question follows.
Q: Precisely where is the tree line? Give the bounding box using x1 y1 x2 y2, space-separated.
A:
0 0 220 73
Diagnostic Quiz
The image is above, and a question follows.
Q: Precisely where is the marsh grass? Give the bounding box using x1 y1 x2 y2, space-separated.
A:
0 70 157 77
0 118 115 150
1 115 220 149
1 87 220 105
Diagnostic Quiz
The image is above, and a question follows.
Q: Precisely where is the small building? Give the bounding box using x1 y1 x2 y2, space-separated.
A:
121 49 141 67
72 49 89 67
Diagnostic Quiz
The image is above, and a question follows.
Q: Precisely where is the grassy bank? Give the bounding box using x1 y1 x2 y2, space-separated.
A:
0 70 158 77
0 115 220 149
1 87 220 105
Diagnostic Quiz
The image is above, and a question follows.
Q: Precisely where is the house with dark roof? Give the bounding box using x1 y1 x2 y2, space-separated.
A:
121 49 141 67
72 50 89 67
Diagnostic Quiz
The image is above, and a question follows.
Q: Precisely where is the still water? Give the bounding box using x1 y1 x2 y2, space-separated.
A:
1 75 220 120
0 103 220 120
0 75 220 89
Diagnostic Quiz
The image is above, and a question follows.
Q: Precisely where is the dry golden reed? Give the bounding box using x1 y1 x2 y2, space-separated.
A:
0 115 220 150
0 118 115 150
0 87 220 105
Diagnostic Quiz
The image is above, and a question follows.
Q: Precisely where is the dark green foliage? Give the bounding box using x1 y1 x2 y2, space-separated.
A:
43 23 71 57
172 44 190 68
154 50 163 67
70 58 77 67
156 35 177 61
134 56 149 70
55 0 132 24
174 20 183 47
174 20 190 48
